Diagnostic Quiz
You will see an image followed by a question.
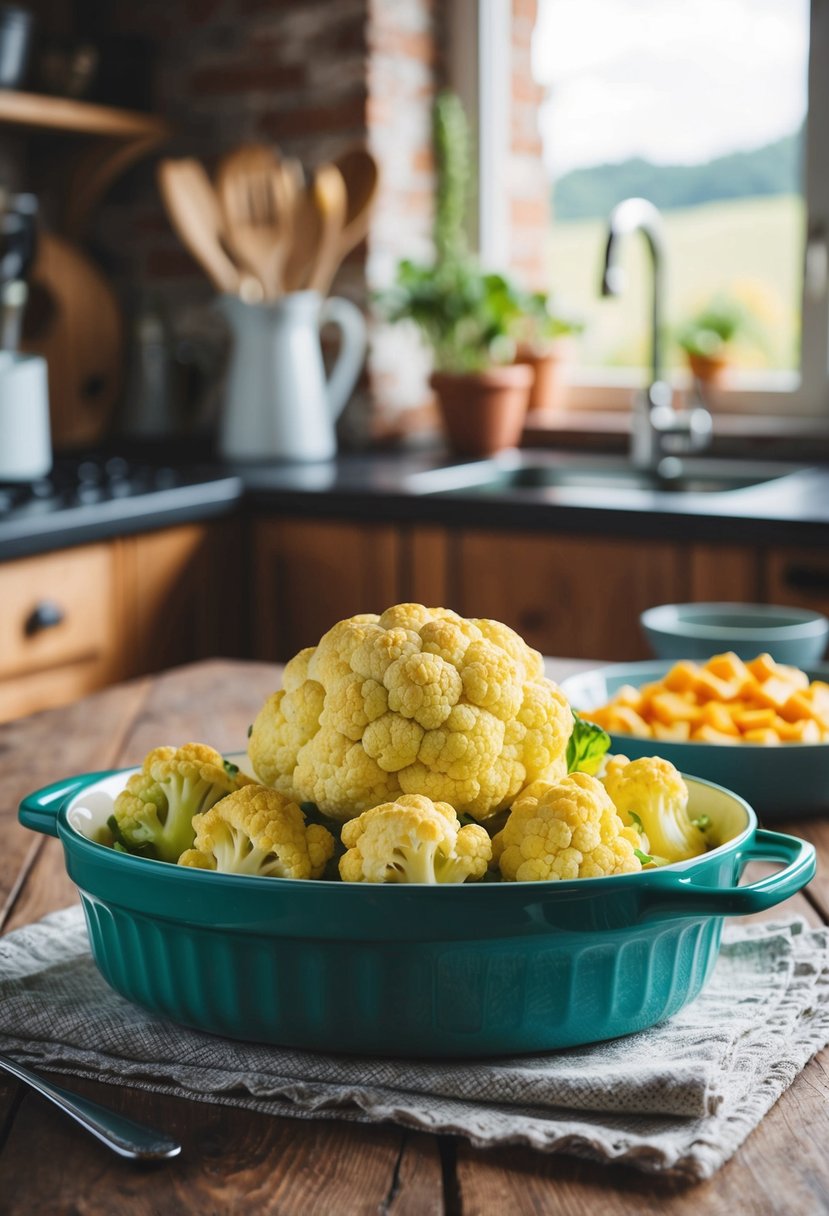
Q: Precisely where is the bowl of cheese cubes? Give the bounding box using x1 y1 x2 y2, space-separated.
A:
560 650 829 818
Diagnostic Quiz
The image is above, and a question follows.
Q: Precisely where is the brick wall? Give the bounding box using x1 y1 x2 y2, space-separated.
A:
37 0 550 439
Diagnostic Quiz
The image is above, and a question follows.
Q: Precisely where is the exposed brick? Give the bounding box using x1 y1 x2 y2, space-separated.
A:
258 92 368 139
146 248 205 279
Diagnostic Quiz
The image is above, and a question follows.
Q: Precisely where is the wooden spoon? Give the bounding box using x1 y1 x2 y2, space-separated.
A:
216 144 293 300
334 146 379 258
157 158 255 298
305 163 348 295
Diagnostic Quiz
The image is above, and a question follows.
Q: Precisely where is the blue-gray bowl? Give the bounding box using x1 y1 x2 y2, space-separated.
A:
640 602 829 665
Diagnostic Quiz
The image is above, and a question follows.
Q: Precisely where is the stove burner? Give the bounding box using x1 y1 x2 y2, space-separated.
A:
0 455 213 520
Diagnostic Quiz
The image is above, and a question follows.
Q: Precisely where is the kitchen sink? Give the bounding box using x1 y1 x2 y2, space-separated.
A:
403 452 807 498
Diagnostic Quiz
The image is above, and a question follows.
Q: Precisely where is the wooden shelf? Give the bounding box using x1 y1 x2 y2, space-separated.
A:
0 88 169 139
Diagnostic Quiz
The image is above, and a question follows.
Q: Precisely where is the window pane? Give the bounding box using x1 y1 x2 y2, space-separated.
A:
533 0 809 375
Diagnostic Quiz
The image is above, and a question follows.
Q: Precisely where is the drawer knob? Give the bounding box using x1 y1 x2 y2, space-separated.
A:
24 600 65 636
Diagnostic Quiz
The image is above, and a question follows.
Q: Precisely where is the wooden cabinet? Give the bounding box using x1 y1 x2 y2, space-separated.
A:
448 529 689 660
0 520 242 723
766 548 829 620
0 543 120 722
253 517 402 660
117 520 242 679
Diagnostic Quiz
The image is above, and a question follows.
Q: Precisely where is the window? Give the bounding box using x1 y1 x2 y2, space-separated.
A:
459 0 829 418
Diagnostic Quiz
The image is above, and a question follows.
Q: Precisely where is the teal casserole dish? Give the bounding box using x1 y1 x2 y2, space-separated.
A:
19 759 815 1059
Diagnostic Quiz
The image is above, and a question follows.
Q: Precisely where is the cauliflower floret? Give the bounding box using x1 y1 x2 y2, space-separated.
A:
108 742 237 862
494 772 643 881
249 604 574 822
178 784 335 879
339 793 491 883
601 754 706 863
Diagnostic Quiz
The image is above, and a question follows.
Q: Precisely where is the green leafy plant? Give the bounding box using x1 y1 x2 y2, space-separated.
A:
377 91 526 373
675 293 765 362
514 290 584 352
566 714 611 776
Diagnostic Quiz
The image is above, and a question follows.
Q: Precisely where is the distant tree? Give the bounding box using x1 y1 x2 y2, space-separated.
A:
553 128 803 221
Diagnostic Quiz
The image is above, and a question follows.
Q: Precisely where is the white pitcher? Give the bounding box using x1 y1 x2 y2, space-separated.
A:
218 290 367 462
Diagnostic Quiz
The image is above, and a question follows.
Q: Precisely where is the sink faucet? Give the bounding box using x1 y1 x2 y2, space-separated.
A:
601 197 712 472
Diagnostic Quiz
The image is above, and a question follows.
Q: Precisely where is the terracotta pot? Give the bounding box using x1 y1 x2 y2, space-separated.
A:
517 340 573 412
430 365 533 457
687 351 728 385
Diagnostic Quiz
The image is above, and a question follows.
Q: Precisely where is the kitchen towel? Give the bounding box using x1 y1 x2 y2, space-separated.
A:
1 906 828 1181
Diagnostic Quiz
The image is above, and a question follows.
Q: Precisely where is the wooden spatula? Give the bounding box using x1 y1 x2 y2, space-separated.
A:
157 158 251 297
216 144 293 300
305 163 348 295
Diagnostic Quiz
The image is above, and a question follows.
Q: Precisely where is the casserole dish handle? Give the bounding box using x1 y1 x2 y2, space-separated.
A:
18 772 117 838
640 829 816 921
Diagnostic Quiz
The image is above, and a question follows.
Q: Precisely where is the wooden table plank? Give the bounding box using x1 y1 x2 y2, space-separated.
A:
0 1082 443 1215
1 658 828 1216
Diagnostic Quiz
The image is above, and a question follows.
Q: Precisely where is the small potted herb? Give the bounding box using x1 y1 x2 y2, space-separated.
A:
676 294 764 385
378 92 533 456
514 291 584 412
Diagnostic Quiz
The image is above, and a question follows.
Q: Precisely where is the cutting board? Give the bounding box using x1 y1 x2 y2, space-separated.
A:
21 232 124 449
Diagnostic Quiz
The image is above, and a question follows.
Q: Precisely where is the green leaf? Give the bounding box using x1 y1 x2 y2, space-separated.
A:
566 714 611 775
628 810 645 833
247 724 253 738
691 813 712 833
634 847 655 866
223 759 240 778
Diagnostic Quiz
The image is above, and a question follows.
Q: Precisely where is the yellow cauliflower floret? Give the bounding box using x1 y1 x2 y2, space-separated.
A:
495 772 643 882
109 742 237 862
248 604 573 822
178 784 335 879
339 793 491 884
601 754 706 863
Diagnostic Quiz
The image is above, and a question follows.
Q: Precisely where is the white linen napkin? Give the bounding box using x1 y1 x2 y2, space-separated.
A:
1 906 827 1180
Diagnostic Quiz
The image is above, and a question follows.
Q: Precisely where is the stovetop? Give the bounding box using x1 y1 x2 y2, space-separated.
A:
0 452 243 560
0 455 235 518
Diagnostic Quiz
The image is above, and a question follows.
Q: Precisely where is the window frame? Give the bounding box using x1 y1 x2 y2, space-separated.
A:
453 0 829 420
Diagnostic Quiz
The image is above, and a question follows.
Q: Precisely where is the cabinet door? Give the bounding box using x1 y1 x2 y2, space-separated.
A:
254 518 402 660
0 542 119 722
453 530 688 660
766 548 829 618
688 544 762 602
117 520 243 678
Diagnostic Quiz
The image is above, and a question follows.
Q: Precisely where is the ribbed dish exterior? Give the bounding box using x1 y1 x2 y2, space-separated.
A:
80 895 722 1057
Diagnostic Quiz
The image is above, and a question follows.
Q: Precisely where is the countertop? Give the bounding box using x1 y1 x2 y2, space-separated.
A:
2 658 828 1214
1 444 829 562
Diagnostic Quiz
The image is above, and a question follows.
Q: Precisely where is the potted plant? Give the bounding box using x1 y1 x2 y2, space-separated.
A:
378 92 533 457
514 291 584 413
675 294 764 385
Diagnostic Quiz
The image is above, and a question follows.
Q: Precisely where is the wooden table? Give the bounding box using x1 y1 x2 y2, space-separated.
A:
1 658 828 1214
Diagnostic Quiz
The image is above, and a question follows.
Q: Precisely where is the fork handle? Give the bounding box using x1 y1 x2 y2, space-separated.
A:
0 1051 181 1160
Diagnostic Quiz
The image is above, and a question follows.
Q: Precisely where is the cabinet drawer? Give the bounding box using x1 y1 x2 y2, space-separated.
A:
0 544 116 680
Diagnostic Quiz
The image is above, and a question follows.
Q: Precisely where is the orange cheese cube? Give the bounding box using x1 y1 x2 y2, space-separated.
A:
781 718 821 743
692 669 742 703
778 690 822 724
649 691 704 726
701 701 740 735
704 652 753 685
752 676 799 710
734 707 778 732
747 653 783 682
690 723 742 744
742 728 782 745
652 719 692 741
606 706 652 736
663 661 701 693
610 683 644 710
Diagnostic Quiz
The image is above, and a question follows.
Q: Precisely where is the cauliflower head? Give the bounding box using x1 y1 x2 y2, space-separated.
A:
601 754 706 864
249 604 573 821
178 784 335 878
493 771 643 881
108 743 238 862
339 793 491 884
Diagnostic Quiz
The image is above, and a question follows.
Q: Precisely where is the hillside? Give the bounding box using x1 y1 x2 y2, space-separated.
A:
553 130 803 221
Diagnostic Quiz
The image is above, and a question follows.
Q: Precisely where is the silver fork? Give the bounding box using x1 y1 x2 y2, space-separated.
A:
0 1051 181 1160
